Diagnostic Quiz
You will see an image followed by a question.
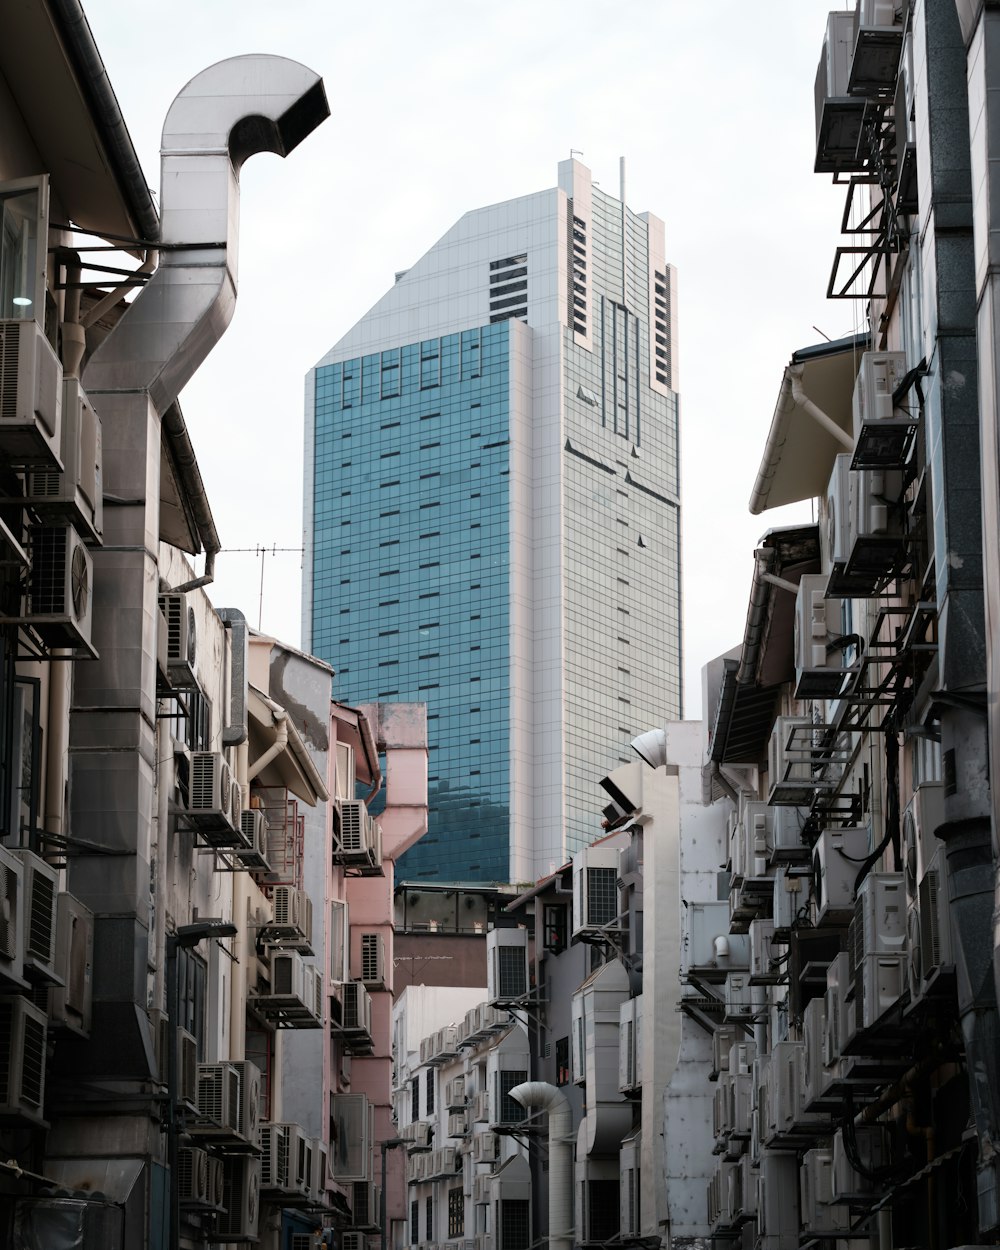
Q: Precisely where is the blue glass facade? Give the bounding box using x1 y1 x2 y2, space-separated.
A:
311 324 512 880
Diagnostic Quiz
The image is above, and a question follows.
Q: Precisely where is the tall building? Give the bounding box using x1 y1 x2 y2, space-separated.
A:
304 159 682 883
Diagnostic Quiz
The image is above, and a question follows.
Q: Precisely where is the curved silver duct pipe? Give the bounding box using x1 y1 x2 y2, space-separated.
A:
83 54 329 409
509 1081 572 1250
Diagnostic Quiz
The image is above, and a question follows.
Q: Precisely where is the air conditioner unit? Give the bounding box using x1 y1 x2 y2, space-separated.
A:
445 1075 466 1109
903 783 944 905
158 593 198 688
343 1236 368 1250
473 1130 498 1164
0 524 95 653
749 919 777 984
205 1153 225 1210
832 1124 887 1202
341 981 373 1035
216 1155 260 1242
337 799 382 869
739 1154 758 1219
0 994 47 1122
814 10 867 173
358 932 385 987
237 807 272 871
572 843 621 937
229 1059 262 1152
620 1138 640 1235
847 465 905 589
487 927 528 1003
794 574 855 700
272 885 313 949
852 351 909 465
757 1152 800 1247
619 994 641 1093
49 890 93 1035
12 850 58 984
448 1111 467 1138
767 716 819 805
711 1025 737 1077
850 1 904 101
824 951 856 1064
24 377 103 544
473 1089 489 1122
895 32 918 212
859 953 905 1028
178 1145 213 1206
908 849 953 999
724 972 751 1020
184 752 240 845
351 1177 381 1230
822 453 853 576
0 319 62 465
193 1062 240 1136
0 846 24 987
687 900 750 975
801 1148 849 1234
772 866 804 936
252 949 323 1029
854 872 906 969
728 808 746 884
769 1040 823 1138
814 826 870 923
473 1172 492 1205
311 1139 329 1203
802 997 832 1111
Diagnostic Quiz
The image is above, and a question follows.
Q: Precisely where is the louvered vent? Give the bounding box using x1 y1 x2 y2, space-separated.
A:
0 326 20 421
272 952 295 996
569 212 587 336
653 268 672 388
0 864 17 960
920 869 944 973
489 254 527 324
26 868 55 965
360 933 383 985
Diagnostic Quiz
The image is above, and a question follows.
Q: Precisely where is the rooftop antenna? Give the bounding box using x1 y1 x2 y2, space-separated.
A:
221 543 303 629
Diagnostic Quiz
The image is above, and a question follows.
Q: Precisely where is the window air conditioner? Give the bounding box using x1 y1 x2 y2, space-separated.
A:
0 993 47 1123
337 799 382 868
184 751 240 845
24 377 103 544
272 885 313 949
216 1155 261 1242
158 593 198 688
0 524 95 654
49 890 93 1036
0 319 62 465
487 927 529 1004
12 849 58 984
813 826 870 923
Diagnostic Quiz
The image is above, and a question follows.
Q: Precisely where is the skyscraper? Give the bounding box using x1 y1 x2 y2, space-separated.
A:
304 159 681 883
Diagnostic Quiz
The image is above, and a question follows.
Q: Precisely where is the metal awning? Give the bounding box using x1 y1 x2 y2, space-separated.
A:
248 686 329 806
709 659 781 765
749 333 868 515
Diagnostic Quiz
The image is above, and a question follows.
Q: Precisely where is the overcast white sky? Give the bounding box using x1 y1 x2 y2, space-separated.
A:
85 0 857 719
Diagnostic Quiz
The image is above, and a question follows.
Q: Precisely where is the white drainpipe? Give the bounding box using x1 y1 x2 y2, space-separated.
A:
509 1081 572 1250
